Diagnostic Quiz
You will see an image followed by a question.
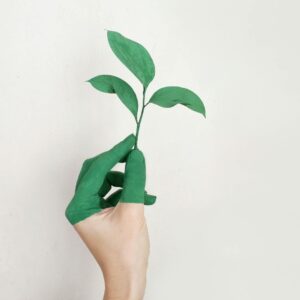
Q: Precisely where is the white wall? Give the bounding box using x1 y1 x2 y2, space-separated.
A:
1 0 300 299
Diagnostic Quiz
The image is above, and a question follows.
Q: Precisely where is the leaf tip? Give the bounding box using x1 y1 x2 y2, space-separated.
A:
105 29 112 36
107 30 118 37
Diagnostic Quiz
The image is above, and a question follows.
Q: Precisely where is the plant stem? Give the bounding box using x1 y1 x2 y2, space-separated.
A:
134 87 147 149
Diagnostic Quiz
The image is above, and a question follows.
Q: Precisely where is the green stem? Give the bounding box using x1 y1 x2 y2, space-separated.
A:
134 87 147 149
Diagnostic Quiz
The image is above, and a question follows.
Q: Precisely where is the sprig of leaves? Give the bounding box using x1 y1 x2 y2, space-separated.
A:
87 30 206 149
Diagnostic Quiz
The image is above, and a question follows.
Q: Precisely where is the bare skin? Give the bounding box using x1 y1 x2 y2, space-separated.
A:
74 202 149 300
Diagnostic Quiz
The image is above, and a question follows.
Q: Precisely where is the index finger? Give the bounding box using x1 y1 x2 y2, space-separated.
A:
82 134 136 196
103 134 136 166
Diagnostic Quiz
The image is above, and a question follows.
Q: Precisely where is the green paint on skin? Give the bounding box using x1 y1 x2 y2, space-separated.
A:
65 135 156 225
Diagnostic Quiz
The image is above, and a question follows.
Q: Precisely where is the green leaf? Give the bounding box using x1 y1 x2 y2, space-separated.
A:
107 31 155 88
87 75 138 120
149 86 206 117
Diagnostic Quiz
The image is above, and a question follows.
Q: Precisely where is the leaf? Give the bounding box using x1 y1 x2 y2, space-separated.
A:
107 31 155 88
87 75 138 119
149 86 206 117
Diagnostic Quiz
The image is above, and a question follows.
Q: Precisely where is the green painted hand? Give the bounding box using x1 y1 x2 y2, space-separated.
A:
65 134 156 225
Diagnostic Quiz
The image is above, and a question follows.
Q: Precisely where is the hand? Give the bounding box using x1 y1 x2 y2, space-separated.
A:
65 134 155 300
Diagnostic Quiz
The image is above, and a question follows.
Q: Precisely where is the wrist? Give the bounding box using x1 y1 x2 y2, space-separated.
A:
104 287 145 300
104 290 144 300
103 275 146 300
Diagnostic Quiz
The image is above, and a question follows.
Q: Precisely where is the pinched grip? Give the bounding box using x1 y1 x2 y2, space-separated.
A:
65 134 156 225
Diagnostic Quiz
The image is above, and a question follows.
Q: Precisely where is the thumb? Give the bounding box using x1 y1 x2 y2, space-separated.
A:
120 149 146 203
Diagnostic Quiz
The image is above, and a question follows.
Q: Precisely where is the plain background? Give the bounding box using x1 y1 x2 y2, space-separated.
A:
1 0 300 299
